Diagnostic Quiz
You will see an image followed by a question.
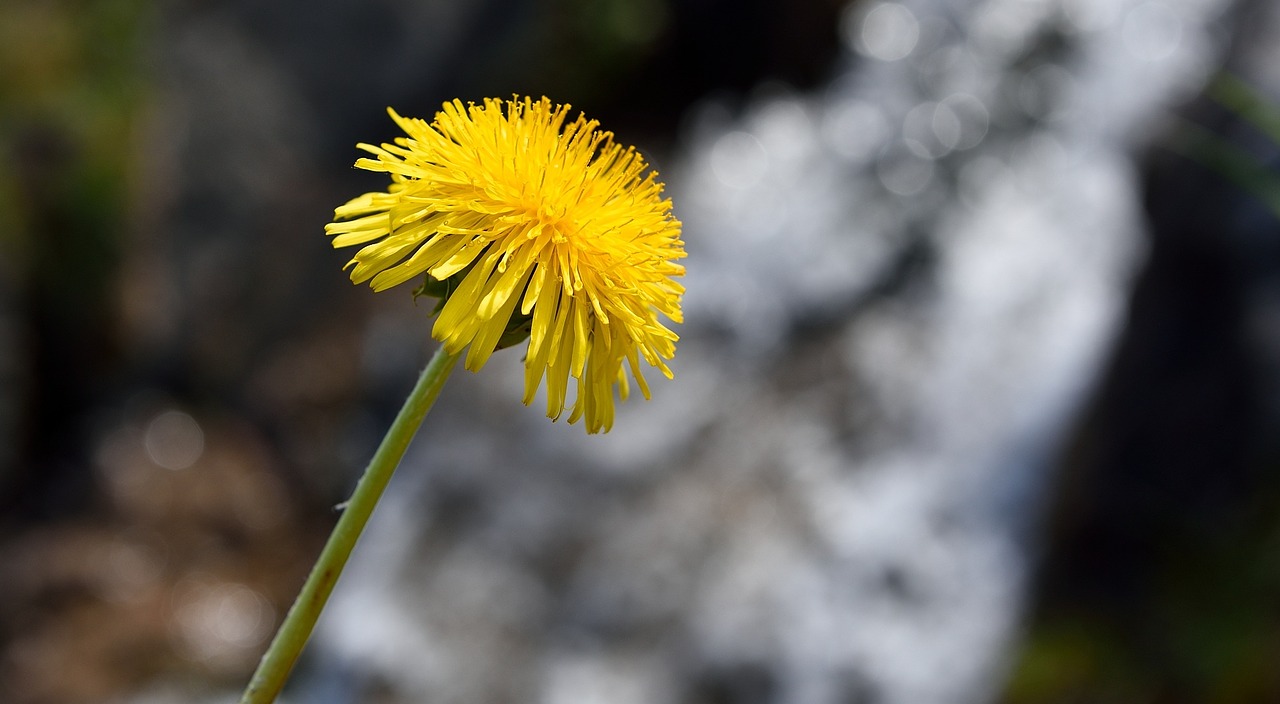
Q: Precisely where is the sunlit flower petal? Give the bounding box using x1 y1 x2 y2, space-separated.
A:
327 96 685 433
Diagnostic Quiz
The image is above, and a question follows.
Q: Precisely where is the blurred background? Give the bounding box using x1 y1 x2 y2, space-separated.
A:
3 0 1280 702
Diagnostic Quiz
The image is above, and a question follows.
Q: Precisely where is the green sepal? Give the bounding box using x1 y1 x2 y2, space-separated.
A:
495 309 533 350
413 266 534 350
413 269 467 316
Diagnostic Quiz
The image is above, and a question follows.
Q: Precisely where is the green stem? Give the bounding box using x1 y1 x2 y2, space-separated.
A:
240 345 461 704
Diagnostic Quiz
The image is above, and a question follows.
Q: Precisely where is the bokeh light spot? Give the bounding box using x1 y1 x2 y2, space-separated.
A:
1123 2 1183 61
709 131 769 189
877 144 935 196
822 99 890 162
143 410 204 470
852 3 920 62
939 94 990 151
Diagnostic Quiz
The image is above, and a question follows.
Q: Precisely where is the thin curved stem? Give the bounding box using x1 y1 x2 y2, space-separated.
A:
240 345 461 704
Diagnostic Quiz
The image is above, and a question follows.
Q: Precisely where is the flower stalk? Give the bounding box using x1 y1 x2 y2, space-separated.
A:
239 345 461 704
239 95 684 702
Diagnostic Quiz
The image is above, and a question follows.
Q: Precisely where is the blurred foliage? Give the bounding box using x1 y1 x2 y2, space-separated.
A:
1006 488 1280 703
1168 74 1280 221
1002 74 1280 704
561 0 671 84
0 0 152 513
0 0 150 261
515 0 844 144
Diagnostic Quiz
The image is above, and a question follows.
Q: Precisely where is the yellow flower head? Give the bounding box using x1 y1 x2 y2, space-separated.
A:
326 96 686 434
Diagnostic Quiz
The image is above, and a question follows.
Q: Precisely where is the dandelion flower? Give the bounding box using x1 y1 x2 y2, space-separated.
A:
326 96 686 433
